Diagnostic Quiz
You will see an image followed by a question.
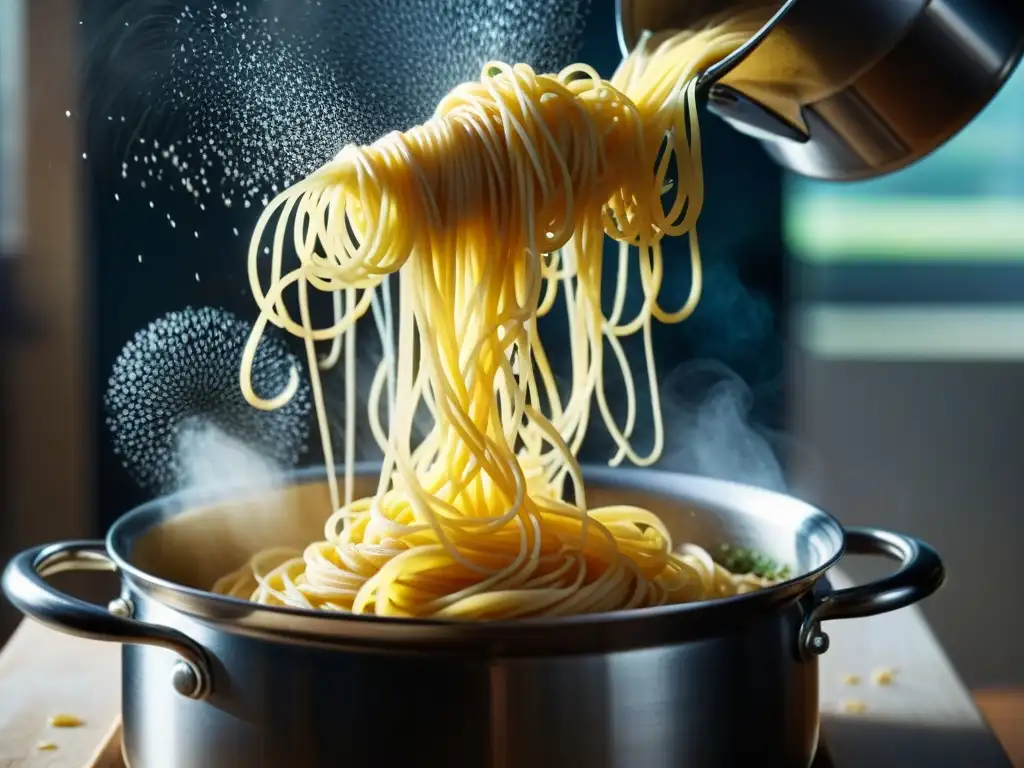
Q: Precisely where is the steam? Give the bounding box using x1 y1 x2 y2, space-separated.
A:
174 418 284 497
163 418 305 593
660 360 787 493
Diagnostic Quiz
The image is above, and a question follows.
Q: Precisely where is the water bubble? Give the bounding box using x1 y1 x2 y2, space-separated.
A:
104 306 312 493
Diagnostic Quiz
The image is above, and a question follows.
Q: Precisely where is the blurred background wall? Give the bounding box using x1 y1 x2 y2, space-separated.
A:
0 0 91 642
785 68 1024 688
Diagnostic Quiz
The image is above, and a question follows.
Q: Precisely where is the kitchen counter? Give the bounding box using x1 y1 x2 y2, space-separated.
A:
815 572 1012 767
0 571 1012 767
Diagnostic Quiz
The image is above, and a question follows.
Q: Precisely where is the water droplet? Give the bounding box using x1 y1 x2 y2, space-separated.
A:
104 307 311 493
98 0 592 237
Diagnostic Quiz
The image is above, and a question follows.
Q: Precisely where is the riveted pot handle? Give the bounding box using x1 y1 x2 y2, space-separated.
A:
2 540 212 700
799 526 945 660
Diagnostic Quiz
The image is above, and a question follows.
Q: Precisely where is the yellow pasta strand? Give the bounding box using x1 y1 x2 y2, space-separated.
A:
216 10 783 618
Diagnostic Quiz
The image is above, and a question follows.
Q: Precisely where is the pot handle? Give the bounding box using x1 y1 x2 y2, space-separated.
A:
799 526 945 661
2 540 212 700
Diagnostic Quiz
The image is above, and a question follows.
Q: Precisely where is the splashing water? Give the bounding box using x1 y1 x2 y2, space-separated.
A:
105 306 312 492
88 0 592 231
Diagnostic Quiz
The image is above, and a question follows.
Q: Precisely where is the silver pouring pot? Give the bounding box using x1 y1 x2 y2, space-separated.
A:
618 0 1024 180
3 466 944 768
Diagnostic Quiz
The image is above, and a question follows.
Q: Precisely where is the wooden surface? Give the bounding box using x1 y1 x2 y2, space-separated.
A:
817 571 1012 768
0 572 1013 767
0 622 119 767
975 690 1024 767
82 721 121 768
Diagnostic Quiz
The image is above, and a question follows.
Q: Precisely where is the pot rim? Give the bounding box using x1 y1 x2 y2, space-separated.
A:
102 465 845 652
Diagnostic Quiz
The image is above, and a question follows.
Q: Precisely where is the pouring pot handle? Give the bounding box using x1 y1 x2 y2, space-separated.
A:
799 526 945 661
2 540 212 700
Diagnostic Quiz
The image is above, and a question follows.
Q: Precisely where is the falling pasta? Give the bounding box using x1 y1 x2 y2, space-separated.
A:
215 9 788 618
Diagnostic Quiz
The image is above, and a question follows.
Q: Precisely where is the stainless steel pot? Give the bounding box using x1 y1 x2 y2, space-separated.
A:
3 466 944 768
617 0 1024 180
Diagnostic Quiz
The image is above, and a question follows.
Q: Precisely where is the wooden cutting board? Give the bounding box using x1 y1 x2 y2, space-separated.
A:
0 620 121 768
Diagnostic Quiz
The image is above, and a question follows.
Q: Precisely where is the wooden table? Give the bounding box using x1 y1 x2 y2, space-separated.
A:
0 572 1014 767
0 622 120 768
815 597 1013 767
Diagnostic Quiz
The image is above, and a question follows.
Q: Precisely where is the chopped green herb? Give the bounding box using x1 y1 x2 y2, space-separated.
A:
718 544 792 581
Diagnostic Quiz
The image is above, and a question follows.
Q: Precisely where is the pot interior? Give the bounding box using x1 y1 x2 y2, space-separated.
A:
119 467 843 598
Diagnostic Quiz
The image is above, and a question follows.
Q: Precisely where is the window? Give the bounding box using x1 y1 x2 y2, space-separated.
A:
786 64 1024 359
0 0 25 257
